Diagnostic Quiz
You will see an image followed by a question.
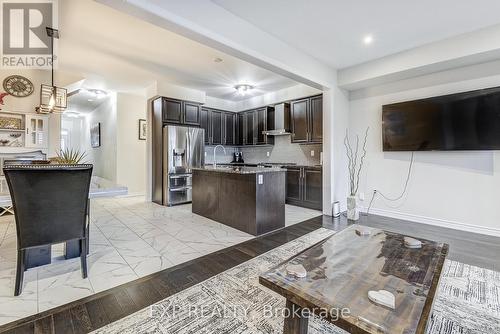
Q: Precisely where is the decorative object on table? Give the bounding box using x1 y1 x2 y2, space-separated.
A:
90 122 101 148
355 226 371 236
404 236 423 249
0 92 9 110
38 27 67 114
0 115 22 129
344 127 369 221
55 148 87 164
368 289 396 309
3 75 34 97
138 118 147 140
286 264 307 278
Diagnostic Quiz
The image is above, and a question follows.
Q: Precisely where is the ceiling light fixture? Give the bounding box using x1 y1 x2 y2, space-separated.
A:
363 34 374 45
85 88 108 100
234 84 254 96
38 27 67 114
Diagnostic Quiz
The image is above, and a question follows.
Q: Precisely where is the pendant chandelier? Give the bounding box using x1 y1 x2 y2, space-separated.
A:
38 27 67 114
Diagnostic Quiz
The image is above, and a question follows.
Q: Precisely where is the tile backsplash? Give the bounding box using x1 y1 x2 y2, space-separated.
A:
205 136 322 166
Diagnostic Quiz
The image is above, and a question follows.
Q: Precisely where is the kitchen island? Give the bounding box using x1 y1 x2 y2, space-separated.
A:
192 166 286 236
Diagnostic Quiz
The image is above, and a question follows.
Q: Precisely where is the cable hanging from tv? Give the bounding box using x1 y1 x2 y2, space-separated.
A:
366 151 414 214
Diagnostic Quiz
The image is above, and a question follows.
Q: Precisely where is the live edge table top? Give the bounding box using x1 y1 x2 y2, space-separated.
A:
259 225 449 334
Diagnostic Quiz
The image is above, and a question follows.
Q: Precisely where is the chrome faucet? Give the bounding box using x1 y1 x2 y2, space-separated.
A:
213 145 226 168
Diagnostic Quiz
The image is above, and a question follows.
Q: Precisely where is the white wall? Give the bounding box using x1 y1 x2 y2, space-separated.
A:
85 94 117 182
349 70 500 236
61 116 86 151
116 92 147 195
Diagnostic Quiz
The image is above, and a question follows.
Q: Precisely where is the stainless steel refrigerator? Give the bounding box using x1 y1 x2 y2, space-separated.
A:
162 125 205 206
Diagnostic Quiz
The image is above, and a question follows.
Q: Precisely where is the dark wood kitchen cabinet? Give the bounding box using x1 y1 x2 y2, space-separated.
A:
309 95 323 143
210 110 223 145
285 166 322 210
255 107 266 144
161 97 183 124
183 101 201 126
200 108 210 144
237 113 244 145
245 111 256 145
290 99 309 143
154 97 202 126
223 112 236 145
237 106 274 146
285 167 302 202
290 94 322 144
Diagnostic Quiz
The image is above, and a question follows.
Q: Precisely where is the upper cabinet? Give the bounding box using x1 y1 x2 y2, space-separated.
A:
25 114 49 149
309 95 323 143
290 95 322 144
183 101 201 126
237 106 274 146
154 95 323 147
154 97 202 127
223 112 236 145
210 110 223 145
200 108 210 144
290 99 309 143
201 108 236 146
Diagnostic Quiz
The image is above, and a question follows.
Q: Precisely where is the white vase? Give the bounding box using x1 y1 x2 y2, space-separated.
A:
347 195 359 221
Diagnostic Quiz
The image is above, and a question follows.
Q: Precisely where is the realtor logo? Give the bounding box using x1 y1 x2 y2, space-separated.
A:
1 0 58 68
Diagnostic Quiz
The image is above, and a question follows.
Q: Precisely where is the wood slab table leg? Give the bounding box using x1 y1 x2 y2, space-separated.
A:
283 300 309 334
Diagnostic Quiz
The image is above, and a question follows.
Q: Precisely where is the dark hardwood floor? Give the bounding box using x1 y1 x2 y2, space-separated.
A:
1 211 499 334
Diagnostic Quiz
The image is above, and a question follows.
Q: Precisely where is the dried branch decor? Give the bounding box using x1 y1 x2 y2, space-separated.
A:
344 127 369 196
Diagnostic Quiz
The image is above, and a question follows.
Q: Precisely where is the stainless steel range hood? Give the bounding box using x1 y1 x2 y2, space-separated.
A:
262 103 291 136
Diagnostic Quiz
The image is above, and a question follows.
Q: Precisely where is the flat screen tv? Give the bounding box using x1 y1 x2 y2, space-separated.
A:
382 86 500 151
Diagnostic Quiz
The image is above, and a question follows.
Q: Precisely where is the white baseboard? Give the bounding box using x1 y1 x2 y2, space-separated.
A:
360 206 500 237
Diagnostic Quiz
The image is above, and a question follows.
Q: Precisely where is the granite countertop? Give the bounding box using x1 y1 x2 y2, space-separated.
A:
193 166 285 174
204 163 323 170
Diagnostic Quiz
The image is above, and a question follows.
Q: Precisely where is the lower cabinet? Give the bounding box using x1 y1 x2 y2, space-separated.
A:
285 167 322 210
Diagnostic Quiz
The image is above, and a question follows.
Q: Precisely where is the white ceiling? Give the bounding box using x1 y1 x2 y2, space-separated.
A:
58 0 298 100
66 89 110 114
212 0 500 69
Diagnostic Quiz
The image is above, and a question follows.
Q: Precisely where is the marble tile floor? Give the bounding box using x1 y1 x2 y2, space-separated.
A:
0 196 321 326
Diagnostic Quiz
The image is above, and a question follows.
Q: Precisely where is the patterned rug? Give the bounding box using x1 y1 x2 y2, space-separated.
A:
93 228 500 334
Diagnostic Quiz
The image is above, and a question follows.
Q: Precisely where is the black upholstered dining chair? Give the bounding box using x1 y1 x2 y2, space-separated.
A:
4 164 93 296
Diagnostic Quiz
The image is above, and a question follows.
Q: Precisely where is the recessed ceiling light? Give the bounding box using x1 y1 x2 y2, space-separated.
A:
87 99 94 102
234 84 254 96
363 34 374 45
214 57 223 63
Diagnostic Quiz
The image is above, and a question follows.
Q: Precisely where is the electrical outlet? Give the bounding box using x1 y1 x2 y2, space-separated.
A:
359 192 365 201
266 151 270 157
310 150 315 157
258 174 264 184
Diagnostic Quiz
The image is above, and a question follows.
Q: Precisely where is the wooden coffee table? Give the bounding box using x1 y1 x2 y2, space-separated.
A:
259 225 448 334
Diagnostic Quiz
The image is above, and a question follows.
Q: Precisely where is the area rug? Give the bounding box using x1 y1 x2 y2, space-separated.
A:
93 228 500 334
